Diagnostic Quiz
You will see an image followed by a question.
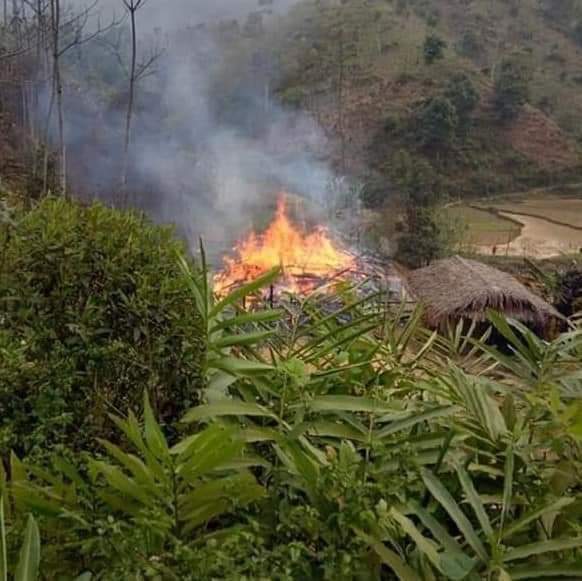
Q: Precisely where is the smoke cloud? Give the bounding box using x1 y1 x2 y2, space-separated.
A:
60 0 343 261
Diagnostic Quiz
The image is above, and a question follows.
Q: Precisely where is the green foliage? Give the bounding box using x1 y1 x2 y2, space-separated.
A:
417 95 459 149
8 393 264 577
0 216 581 578
423 33 447 64
389 149 441 204
0 501 41 581
396 208 447 267
0 198 205 457
494 57 531 121
445 73 479 128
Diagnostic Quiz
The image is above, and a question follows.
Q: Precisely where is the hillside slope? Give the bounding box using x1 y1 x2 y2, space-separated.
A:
238 0 582 202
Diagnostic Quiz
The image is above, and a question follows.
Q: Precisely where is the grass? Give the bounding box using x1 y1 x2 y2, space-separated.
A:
487 198 582 229
446 204 522 246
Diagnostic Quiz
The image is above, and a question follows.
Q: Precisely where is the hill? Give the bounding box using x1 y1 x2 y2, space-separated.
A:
228 0 582 204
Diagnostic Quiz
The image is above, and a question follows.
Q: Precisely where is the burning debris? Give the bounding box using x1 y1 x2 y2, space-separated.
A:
213 194 357 296
213 193 410 304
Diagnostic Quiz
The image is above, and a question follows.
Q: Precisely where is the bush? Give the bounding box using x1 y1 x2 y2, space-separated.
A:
0 198 205 457
493 57 530 121
417 95 459 149
423 33 447 64
445 73 479 128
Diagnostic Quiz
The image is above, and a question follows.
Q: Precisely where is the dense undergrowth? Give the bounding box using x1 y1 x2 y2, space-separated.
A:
0 199 205 457
0 200 581 579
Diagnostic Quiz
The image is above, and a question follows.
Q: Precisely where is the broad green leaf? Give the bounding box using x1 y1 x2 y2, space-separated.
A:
210 267 281 318
501 445 514 533
452 370 507 442
109 412 147 456
0 495 6 581
391 508 473 580
509 564 582 579
306 321 379 363
301 396 396 414
355 530 418 581
181 473 264 534
211 356 274 376
182 401 276 423
239 427 280 443
177 252 208 324
179 426 243 481
207 371 238 401
143 392 169 459
210 309 282 333
10 453 26 483
409 501 465 555
501 498 575 540
455 464 493 539
97 440 158 491
10 485 63 518
275 440 320 492
306 420 369 442
421 469 488 562
503 537 582 562
91 462 150 506
375 406 459 439
52 457 85 488
213 330 274 349
214 455 271 471
15 515 40 581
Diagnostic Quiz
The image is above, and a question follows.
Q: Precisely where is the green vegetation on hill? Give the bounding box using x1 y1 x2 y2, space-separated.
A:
226 0 582 208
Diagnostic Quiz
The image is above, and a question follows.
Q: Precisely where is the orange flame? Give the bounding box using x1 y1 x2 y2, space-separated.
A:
214 195 355 296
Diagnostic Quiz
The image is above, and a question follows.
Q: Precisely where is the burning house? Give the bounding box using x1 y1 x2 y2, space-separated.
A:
407 256 563 338
214 194 356 296
213 193 409 302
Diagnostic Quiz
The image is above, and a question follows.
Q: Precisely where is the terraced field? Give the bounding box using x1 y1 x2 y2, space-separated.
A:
446 195 582 258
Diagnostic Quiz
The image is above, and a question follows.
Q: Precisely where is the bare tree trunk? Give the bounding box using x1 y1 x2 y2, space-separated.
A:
50 0 66 196
337 26 346 174
121 6 138 203
3 1 7 25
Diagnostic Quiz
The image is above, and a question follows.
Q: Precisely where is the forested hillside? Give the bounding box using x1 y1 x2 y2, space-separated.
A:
229 0 582 202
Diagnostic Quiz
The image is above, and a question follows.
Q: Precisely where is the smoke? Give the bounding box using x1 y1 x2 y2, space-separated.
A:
59 0 343 258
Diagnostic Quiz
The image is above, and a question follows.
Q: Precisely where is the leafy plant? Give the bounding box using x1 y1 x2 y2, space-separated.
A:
0 498 41 581
9 393 265 577
0 198 206 457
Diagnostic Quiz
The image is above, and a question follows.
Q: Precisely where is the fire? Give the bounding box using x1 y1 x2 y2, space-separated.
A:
214 195 355 296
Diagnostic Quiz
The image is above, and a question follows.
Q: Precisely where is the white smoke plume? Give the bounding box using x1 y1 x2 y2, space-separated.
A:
58 0 343 258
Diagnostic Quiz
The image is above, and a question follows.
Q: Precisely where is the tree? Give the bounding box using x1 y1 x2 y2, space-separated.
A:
396 208 445 267
493 57 530 121
423 33 446 64
417 96 458 149
120 0 157 200
445 73 479 130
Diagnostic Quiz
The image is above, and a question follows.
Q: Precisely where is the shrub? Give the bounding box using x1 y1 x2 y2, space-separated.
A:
423 33 447 64
445 73 479 128
494 57 530 121
0 198 205 457
417 95 459 149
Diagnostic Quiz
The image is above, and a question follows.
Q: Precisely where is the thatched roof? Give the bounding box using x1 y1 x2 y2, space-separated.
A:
407 256 561 328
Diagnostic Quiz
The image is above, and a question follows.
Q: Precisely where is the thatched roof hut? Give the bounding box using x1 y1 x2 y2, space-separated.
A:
407 256 562 335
